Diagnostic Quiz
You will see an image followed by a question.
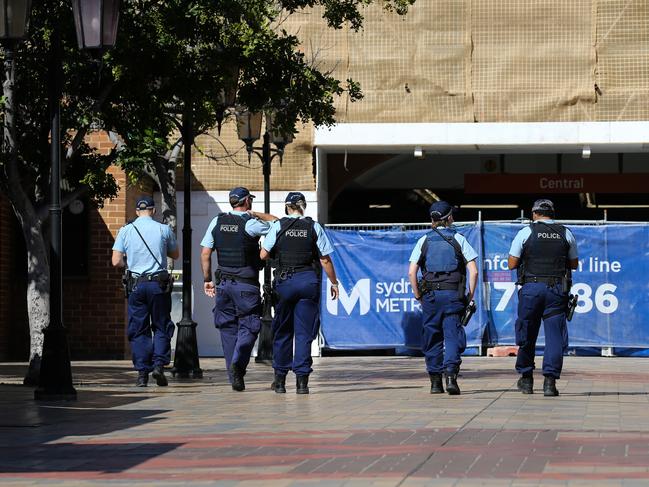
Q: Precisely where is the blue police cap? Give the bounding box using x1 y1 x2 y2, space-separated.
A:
135 196 155 210
532 199 555 213
285 192 306 205
229 187 255 202
429 201 454 221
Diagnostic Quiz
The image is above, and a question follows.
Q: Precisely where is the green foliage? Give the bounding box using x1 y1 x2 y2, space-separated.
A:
2 0 413 209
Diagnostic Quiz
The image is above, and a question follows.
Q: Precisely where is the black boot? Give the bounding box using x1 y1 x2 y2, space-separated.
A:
136 371 148 387
296 375 309 394
230 364 246 391
517 375 534 394
273 373 286 394
445 373 460 395
151 366 168 387
429 373 444 394
543 376 559 396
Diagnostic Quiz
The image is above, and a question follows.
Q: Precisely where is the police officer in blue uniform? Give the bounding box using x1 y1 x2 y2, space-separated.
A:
508 199 578 396
112 196 179 387
200 187 278 391
260 192 339 394
408 201 478 395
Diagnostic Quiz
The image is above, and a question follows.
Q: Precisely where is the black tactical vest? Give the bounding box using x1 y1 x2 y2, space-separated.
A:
275 217 318 271
211 213 262 273
520 222 569 279
418 228 465 285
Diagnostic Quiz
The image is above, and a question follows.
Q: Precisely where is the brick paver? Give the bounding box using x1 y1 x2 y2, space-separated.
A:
1 356 648 486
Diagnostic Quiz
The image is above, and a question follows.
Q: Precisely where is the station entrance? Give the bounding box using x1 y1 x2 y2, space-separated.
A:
314 122 649 224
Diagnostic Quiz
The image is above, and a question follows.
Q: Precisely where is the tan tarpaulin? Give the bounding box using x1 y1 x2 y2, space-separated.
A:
189 1 649 191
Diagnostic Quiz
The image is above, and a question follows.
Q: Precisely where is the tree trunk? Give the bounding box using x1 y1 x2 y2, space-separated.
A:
21 221 50 386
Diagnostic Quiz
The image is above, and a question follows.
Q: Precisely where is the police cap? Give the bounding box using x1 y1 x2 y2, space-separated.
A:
532 199 555 213
229 187 255 204
285 192 306 206
135 196 155 210
429 201 454 221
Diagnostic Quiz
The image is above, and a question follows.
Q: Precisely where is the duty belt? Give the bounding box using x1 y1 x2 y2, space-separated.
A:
521 276 562 286
422 281 460 291
276 266 314 280
215 271 259 287
135 271 169 284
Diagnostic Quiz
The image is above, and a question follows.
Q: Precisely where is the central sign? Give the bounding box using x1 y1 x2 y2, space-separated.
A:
464 173 649 193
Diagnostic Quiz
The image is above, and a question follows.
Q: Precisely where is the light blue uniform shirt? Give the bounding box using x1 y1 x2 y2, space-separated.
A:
509 220 578 260
200 211 271 249
262 215 334 257
113 216 177 275
409 230 478 264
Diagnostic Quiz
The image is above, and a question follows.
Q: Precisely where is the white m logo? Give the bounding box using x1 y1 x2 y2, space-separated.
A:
326 279 371 316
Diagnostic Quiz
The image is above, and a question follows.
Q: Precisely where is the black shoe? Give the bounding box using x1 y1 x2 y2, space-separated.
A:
136 371 148 387
273 373 286 393
151 366 168 387
517 375 534 394
231 364 246 391
429 373 444 394
543 376 559 396
445 373 460 395
296 375 309 394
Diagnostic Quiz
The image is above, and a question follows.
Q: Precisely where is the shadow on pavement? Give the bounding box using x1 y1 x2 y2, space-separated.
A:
0 385 181 475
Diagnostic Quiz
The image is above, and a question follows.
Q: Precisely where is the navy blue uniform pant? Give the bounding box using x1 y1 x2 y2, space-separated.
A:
420 290 466 375
213 279 262 382
272 270 320 377
515 282 569 379
127 281 174 372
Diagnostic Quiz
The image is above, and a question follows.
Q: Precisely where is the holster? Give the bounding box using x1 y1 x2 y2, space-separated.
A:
417 278 432 296
122 270 133 298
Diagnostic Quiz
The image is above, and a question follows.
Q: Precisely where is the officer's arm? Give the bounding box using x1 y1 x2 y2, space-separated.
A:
408 262 421 300
112 250 126 268
320 255 339 300
200 247 213 281
168 247 180 260
466 260 478 302
249 210 278 222
508 256 520 270
569 258 579 270
260 248 271 261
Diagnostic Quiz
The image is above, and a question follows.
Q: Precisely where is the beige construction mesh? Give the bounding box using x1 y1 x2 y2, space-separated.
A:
190 0 649 190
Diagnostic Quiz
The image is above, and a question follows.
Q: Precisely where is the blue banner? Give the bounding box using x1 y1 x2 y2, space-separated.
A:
321 223 649 350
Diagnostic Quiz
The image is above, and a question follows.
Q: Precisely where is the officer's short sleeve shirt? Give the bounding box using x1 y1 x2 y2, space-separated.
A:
509 221 578 260
262 216 334 257
409 231 478 264
200 211 271 249
112 216 177 275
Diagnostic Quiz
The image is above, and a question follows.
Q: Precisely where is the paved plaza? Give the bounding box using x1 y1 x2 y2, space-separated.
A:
1 356 649 486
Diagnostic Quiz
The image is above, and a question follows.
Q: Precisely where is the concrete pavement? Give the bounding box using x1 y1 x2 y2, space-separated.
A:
1 356 648 486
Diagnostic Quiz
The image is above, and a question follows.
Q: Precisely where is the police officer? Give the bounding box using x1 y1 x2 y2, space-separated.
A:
112 196 179 387
408 201 478 395
260 192 339 394
508 199 578 396
200 187 278 391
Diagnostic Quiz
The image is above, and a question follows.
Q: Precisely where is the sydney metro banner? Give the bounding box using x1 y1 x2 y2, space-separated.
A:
320 223 649 350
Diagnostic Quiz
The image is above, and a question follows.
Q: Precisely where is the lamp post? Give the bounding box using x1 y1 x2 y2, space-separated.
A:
171 103 203 379
35 0 121 400
236 110 293 362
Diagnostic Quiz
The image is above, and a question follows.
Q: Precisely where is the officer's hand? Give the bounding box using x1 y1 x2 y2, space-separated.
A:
204 281 216 298
414 294 422 301
330 283 339 300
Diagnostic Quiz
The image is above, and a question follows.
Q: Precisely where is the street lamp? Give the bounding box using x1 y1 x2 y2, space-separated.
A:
171 102 203 379
236 109 294 362
35 0 121 401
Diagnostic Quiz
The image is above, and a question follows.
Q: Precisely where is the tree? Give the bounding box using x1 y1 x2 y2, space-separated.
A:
1 0 414 384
